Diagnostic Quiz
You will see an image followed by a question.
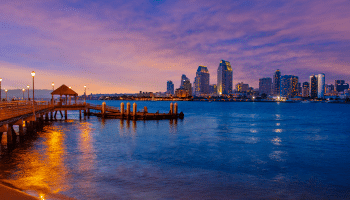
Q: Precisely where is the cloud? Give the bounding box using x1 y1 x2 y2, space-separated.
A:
0 0 349 92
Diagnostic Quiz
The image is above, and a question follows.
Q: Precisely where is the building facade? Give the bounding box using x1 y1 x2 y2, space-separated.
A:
273 69 281 96
209 84 217 95
183 79 192 96
310 75 318 98
236 82 249 93
180 74 189 89
217 60 233 95
194 66 210 96
302 82 309 97
259 77 272 95
280 75 298 98
335 80 349 92
166 80 174 95
317 73 325 98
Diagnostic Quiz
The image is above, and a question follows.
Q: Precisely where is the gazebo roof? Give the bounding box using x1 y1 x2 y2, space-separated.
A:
51 84 78 96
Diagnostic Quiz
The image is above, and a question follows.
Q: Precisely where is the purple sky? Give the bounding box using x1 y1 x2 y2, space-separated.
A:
1 0 350 94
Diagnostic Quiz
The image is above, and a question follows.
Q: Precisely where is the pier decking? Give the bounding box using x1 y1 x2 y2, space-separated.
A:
0 101 183 147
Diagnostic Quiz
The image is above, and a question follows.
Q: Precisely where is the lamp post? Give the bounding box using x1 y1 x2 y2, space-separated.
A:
31 71 35 102
5 89 8 101
52 82 54 91
84 85 86 103
22 88 25 100
0 78 2 101
27 85 29 100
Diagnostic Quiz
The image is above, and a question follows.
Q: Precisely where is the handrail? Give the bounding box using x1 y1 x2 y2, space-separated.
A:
0 101 54 122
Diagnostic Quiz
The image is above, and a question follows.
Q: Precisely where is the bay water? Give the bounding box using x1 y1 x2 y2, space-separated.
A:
1 100 350 199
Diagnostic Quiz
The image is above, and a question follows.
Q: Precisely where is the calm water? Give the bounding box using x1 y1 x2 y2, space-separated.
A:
1 101 350 199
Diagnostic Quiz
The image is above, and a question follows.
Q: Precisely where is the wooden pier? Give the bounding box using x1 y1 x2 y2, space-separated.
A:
0 100 184 147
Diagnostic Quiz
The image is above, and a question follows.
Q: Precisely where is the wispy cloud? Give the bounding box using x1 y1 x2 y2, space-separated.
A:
0 0 349 93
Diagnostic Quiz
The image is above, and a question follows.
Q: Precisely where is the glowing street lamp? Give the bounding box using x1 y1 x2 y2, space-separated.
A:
31 71 35 102
22 88 25 100
27 85 29 100
84 85 87 103
5 89 8 101
0 78 2 101
52 82 54 91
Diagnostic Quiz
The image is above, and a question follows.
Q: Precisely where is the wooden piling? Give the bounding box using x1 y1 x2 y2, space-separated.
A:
120 102 125 117
7 124 13 145
79 110 82 120
174 103 178 115
133 103 137 117
126 102 131 117
65 110 68 120
170 103 173 115
19 124 24 136
45 112 49 121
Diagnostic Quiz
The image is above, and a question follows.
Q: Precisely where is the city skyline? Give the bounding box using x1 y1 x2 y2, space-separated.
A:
1 0 350 94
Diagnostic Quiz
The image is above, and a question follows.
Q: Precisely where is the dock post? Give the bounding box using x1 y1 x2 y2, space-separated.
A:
65 110 68 120
126 102 131 117
7 124 13 145
170 103 173 115
45 112 49 122
133 103 137 119
50 111 53 121
19 124 24 137
144 106 148 113
102 102 106 118
120 102 125 118
79 110 82 120
174 103 178 115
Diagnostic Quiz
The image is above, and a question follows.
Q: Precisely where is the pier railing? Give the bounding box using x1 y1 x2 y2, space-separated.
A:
0 101 54 122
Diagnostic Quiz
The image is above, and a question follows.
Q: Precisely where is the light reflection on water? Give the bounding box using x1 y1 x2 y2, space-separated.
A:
0 101 350 199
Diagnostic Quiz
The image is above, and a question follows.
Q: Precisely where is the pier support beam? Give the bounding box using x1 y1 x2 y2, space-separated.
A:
133 103 137 118
126 102 131 118
50 111 53 120
45 112 49 122
174 103 178 115
102 102 106 118
170 103 173 115
7 124 13 145
120 102 125 118
65 110 68 120
79 110 82 120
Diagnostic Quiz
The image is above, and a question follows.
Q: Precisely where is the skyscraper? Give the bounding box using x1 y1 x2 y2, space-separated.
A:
259 77 272 95
217 60 233 95
166 80 174 95
194 66 210 96
310 75 318 98
317 73 325 98
302 82 309 97
180 74 189 89
183 79 192 96
335 80 349 92
273 69 281 96
280 75 298 98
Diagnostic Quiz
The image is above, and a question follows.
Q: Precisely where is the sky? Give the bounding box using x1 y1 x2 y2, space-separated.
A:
0 0 350 94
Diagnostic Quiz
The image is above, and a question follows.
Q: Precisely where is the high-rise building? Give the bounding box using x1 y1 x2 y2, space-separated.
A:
325 84 334 94
209 84 217 94
166 80 174 95
335 80 349 92
302 82 309 97
183 79 192 96
194 66 210 96
291 76 299 97
259 77 272 95
235 82 249 93
280 75 298 98
217 60 233 95
273 69 281 96
180 74 189 89
317 73 325 98
310 75 318 98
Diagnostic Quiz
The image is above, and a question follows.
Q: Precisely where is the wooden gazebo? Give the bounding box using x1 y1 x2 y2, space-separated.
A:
51 84 78 105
